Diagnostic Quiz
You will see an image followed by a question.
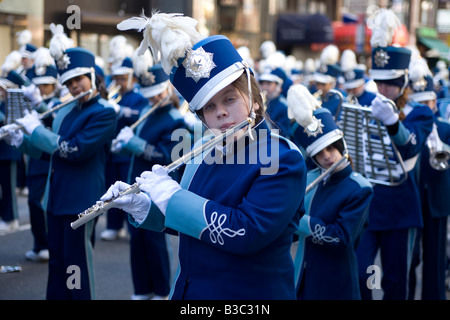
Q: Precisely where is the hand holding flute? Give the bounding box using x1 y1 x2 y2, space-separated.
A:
71 115 254 230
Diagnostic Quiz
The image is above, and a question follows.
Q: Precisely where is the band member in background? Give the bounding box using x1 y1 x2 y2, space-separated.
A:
20 47 60 261
355 9 434 300
0 51 29 232
111 62 187 300
101 56 148 241
407 57 450 300
101 11 307 299
5 34 117 298
287 84 373 299
258 68 291 139
312 44 344 120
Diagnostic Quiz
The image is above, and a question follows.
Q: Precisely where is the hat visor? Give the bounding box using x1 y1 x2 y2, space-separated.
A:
189 63 245 112
313 73 334 84
32 77 58 85
306 129 343 157
343 79 365 89
369 69 405 80
60 67 92 85
140 81 169 99
409 91 437 102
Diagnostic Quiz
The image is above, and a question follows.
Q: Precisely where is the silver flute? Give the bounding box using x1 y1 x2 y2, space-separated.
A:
0 89 93 140
305 154 349 194
71 115 255 230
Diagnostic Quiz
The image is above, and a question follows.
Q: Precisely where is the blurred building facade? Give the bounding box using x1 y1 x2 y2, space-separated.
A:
0 0 448 72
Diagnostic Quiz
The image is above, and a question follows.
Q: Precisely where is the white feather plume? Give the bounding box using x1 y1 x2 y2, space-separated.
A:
117 10 203 74
49 23 74 61
409 57 431 83
320 44 340 66
287 84 321 128
369 8 401 48
32 47 55 75
16 30 32 46
1 50 22 75
132 47 154 78
340 49 357 72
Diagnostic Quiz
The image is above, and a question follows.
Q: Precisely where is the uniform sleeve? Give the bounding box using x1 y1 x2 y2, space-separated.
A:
29 107 116 161
164 149 306 254
298 183 373 248
391 106 434 159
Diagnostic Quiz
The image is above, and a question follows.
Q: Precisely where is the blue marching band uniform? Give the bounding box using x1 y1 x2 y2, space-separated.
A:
0 6 449 301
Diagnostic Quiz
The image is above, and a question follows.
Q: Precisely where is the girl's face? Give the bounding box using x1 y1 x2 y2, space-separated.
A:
315 145 343 169
38 83 55 97
149 88 169 106
202 84 259 132
64 74 93 103
376 82 401 100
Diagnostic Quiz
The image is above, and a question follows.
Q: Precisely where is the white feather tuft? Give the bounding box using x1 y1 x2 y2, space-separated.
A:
49 23 74 61
32 47 55 75
1 51 22 75
340 49 357 72
320 44 340 66
132 47 154 78
16 30 32 46
369 8 401 48
409 57 431 83
287 84 321 128
118 10 203 74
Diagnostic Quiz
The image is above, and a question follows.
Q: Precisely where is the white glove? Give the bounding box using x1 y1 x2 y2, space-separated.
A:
120 107 139 118
108 99 121 114
1 124 23 147
116 126 134 145
22 84 43 108
100 181 152 224
136 165 182 216
371 96 399 126
15 109 42 135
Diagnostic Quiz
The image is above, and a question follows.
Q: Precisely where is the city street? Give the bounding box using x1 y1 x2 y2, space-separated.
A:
0 191 179 300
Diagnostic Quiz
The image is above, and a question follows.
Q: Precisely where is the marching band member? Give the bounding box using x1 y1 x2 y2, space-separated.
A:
287 84 373 300
0 51 29 232
16 30 37 74
21 47 60 261
340 49 377 106
313 44 344 120
4 25 117 298
101 11 307 299
407 57 450 300
111 62 187 300
355 9 434 300
101 55 148 241
258 68 291 139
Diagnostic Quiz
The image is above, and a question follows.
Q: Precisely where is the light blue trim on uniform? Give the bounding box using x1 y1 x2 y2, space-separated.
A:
390 121 411 146
131 202 167 232
349 171 372 189
165 189 209 239
31 125 59 154
84 219 96 300
298 215 312 235
125 135 146 155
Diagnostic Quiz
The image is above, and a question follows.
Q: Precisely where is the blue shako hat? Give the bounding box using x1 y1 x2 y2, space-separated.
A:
258 68 284 85
369 46 411 80
297 108 343 157
138 64 170 99
343 68 366 89
408 57 437 103
55 47 96 85
313 44 341 84
287 83 343 157
20 43 37 59
28 64 58 85
117 12 252 114
111 57 134 76
170 35 247 112
1 70 30 87
368 9 411 82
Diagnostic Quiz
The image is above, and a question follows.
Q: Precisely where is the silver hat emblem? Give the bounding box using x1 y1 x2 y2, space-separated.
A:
183 47 216 82
305 117 324 137
374 49 390 68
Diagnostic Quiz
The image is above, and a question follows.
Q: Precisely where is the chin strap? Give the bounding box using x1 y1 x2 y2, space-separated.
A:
244 65 256 141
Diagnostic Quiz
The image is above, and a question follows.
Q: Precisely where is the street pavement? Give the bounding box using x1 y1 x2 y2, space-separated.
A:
0 191 179 300
1 191 449 300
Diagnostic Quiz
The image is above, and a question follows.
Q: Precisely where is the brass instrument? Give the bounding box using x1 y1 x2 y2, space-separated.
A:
110 94 171 149
426 123 450 171
338 98 409 186
107 81 122 103
305 154 349 194
71 114 255 230
0 89 93 140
